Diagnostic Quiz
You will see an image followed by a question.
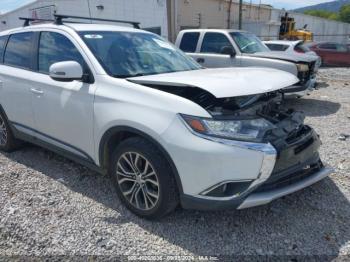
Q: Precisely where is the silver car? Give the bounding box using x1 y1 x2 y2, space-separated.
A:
176 29 320 97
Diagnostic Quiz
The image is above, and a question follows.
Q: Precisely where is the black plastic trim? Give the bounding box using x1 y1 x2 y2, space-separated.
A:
99 126 184 194
11 122 96 165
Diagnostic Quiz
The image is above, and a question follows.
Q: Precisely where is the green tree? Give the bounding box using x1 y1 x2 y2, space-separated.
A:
304 10 340 21
339 4 350 23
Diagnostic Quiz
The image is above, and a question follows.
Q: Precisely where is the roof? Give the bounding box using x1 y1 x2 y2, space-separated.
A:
179 29 247 33
0 22 146 36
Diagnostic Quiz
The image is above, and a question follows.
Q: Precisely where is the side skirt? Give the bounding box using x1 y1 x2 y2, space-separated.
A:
10 123 106 175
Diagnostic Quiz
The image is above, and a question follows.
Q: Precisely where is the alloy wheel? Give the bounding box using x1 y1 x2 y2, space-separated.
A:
116 152 160 211
0 115 7 146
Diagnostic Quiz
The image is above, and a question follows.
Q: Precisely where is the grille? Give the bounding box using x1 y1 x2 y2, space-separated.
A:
255 160 323 193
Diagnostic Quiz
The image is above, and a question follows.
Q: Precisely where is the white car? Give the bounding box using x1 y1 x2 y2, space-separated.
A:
264 40 322 68
0 15 332 219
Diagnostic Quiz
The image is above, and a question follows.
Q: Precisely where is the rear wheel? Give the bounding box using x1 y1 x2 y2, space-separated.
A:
0 111 21 152
110 137 179 219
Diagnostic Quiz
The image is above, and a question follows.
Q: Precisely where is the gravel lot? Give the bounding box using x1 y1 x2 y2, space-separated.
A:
0 68 349 259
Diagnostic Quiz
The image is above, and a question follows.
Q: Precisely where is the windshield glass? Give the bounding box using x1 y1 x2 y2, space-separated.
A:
230 32 269 54
79 31 201 78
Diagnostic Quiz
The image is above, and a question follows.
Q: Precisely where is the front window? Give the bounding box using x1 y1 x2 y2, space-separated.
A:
79 31 201 78
38 32 85 74
230 32 269 54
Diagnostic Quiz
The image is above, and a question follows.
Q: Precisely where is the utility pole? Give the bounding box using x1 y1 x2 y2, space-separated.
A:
227 0 233 29
239 0 243 30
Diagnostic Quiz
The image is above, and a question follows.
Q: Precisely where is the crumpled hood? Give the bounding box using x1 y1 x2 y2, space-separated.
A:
128 67 299 98
248 51 318 63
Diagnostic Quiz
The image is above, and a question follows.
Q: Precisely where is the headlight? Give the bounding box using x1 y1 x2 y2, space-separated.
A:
296 63 309 72
181 115 275 142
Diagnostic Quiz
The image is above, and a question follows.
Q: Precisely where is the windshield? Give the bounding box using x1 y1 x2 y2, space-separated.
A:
79 31 201 78
230 32 270 54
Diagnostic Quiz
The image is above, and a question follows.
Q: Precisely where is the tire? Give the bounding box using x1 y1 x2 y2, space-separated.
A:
109 137 179 219
0 110 21 152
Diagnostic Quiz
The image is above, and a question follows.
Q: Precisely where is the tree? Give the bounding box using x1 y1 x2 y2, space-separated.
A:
304 10 339 21
339 4 350 23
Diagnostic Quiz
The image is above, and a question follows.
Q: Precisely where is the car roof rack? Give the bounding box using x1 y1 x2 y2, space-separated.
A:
19 14 141 29
19 17 54 27
54 14 140 29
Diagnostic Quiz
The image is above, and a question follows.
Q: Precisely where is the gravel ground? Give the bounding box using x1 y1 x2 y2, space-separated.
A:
0 68 349 259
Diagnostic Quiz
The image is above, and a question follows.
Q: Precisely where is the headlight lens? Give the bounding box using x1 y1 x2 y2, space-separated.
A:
181 115 275 141
296 63 309 72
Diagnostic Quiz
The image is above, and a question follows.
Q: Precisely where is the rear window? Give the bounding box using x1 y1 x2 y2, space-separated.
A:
179 32 200 53
294 43 310 53
4 32 33 69
266 44 289 51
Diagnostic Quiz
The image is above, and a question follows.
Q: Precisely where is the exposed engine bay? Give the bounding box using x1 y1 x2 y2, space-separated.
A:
141 83 308 146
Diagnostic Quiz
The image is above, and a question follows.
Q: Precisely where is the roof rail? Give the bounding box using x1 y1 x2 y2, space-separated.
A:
19 15 141 29
19 17 53 27
54 14 141 29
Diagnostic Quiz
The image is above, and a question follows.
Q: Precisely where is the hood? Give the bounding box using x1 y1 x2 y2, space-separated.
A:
248 51 318 63
127 68 299 98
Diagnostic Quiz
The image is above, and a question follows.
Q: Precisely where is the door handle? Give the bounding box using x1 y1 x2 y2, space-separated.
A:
197 58 205 63
30 88 44 95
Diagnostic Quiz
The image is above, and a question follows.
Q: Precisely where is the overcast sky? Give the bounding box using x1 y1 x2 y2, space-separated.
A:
0 0 335 14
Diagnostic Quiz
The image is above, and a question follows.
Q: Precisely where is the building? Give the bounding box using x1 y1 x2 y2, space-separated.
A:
170 0 350 43
0 0 169 38
1 0 350 43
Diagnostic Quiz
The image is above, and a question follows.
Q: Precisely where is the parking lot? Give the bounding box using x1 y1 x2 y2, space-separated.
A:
0 68 349 258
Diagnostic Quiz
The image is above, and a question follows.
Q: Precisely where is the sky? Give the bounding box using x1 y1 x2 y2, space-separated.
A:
249 0 334 10
0 0 335 14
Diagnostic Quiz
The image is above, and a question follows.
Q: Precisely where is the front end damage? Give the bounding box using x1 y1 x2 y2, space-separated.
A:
130 76 332 210
188 90 330 202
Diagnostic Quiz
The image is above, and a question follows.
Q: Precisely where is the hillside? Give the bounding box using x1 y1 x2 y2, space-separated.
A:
294 0 350 13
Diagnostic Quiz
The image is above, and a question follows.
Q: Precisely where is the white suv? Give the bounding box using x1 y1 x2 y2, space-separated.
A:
0 16 332 219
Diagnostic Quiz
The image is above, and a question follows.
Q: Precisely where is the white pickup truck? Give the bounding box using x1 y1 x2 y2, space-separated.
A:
176 29 320 97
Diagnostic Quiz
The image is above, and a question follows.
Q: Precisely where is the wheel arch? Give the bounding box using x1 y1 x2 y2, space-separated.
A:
98 126 184 194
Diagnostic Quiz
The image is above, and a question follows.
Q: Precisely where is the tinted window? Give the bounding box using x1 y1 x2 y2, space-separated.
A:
319 43 337 50
38 32 85 73
201 33 232 54
335 44 348 52
294 43 310 53
0 36 7 63
180 32 200 53
4 32 33 69
266 44 289 51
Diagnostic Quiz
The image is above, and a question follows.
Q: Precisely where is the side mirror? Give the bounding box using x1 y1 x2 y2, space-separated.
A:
49 61 83 82
221 46 236 57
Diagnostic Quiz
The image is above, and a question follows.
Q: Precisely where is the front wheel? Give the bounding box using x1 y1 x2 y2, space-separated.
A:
110 137 179 219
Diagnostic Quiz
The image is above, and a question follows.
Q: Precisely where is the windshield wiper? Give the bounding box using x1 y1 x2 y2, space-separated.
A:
112 73 147 78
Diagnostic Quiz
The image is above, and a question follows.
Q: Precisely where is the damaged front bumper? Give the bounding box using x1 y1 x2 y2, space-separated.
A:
282 75 317 98
238 166 333 209
179 121 332 211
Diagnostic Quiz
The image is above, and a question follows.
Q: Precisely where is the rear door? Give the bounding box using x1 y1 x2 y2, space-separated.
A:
0 32 36 134
192 32 240 68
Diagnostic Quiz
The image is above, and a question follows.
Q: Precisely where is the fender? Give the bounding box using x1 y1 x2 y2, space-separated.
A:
99 125 184 195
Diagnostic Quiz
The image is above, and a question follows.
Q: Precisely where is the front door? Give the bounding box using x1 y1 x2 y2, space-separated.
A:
31 31 96 162
192 32 240 68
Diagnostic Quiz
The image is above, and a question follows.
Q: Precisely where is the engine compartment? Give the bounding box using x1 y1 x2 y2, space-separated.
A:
143 83 308 146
